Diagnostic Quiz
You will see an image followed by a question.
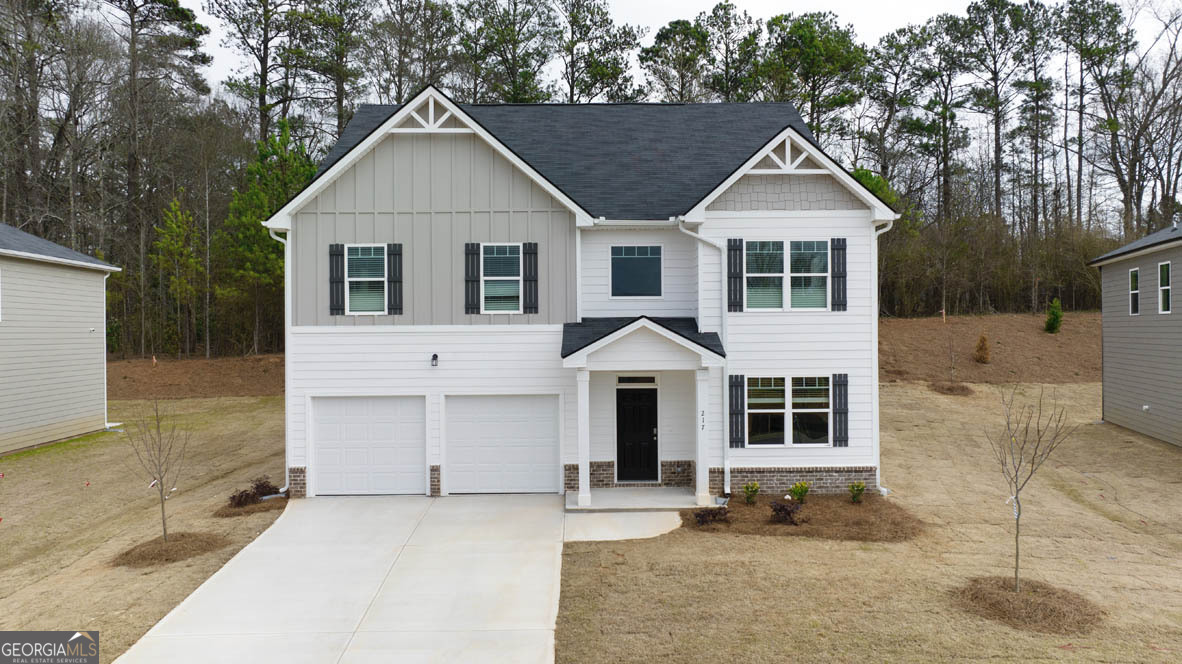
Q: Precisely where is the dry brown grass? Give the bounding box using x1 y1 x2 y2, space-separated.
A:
680 493 923 542
955 576 1106 635
557 382 1182 663
929 380 975 396
111 532 230 569
0 396 284 663
213 497 288 518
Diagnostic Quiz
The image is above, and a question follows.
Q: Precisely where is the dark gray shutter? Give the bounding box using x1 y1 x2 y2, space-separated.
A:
729 374 746 448
464 243 480 314
386 243 402 315
523 242 538 314
833 373 849 447
329 243 345 315
727 238 744 312
830 238 847 311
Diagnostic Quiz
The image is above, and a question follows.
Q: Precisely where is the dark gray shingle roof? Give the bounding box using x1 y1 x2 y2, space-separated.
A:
317 101 821 220
561 316 725 358
0 223 116 270
1090 223 1182 265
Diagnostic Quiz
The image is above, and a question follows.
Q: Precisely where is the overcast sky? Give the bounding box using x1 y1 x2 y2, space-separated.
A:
185 0 973 92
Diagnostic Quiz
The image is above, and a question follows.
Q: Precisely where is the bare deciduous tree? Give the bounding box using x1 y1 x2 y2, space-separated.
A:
125 401 189 542
984 386 1077 592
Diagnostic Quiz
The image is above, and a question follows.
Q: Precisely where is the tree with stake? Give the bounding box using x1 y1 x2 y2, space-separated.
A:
125 401 189 542
984 386 1076 592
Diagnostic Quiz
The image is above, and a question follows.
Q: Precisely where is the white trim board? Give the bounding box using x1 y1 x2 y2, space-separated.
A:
0 248 121 273
264 86 594 231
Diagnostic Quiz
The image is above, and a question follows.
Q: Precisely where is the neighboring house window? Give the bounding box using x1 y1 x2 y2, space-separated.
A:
1160 262 1172 314
790 241 829 309
346 244 386 314
746 376 831 446
610 245 662 297
482 243 522 313
744 240 830 310
745 241 784 308
1130 268 1140 315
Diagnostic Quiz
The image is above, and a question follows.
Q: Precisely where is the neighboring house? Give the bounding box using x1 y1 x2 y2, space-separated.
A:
1089 222 1182 447
0 223 120 454
264 86 897 506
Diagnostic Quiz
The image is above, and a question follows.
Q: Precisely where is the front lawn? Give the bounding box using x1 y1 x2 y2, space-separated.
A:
557 382 1182 662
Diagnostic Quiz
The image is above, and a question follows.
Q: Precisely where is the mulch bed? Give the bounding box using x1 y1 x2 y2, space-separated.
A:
112 532 230 568
954 576 1105 634
213 497 288 518
929 380 975 396
680 493 924 542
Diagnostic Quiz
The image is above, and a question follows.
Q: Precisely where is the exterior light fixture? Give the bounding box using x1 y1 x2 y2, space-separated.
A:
431 353 439 367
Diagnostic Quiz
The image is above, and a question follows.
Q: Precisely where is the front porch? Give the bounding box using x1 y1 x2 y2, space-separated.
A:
561 316 726 508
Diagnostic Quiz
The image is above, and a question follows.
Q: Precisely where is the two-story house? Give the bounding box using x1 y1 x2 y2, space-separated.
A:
263 86 897 507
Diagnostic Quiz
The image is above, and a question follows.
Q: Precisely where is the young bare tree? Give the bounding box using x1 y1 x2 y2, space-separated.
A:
125 401 189 542
984 386 1077 592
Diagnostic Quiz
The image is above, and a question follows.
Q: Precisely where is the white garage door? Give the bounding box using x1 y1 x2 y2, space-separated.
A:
446 395 560 493
313 396 426 495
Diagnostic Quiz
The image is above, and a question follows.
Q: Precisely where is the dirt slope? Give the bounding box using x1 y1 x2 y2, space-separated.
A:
880 312 1101 384
107 354 284 399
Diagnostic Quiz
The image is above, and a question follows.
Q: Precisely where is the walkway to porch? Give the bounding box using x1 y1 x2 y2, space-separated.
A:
564 487 701 512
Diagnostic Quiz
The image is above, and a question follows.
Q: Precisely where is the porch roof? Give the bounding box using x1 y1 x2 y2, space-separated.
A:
560 316 725 359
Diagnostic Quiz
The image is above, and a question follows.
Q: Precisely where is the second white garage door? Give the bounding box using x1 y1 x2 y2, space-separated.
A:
313 396 426 495
446 395 560 493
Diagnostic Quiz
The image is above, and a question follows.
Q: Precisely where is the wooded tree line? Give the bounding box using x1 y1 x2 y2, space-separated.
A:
1 0 1177 358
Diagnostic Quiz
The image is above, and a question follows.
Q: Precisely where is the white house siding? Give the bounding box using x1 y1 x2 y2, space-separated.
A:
697 212 878 469
286 326 578 475
580 227 697 318
1099 244 1182 446
0 256 108 453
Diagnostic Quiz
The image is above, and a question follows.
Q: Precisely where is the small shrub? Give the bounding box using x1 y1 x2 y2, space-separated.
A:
849 481 866 503
228 488 259 508
770 500 802 525
787 481 810 503
973 334 991 364
693 506 729 526
742 481 760 504
1045 298 1063 333
250 475 279 498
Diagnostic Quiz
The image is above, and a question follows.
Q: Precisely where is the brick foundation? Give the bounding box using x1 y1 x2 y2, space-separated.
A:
287 467 307 498
430 465 440 496
709 466 876 496
563 460 695 490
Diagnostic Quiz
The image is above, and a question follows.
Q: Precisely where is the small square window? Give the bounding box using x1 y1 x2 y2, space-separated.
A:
611 246 662 297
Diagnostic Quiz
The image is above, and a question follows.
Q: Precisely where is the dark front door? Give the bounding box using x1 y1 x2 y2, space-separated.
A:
616 388 658 482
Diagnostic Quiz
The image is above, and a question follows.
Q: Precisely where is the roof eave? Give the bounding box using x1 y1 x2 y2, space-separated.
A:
0 248 120 272
1088 236 1182 267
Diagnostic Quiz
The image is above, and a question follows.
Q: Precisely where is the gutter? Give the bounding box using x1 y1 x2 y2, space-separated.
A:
268 228 291 495
676 220 732 495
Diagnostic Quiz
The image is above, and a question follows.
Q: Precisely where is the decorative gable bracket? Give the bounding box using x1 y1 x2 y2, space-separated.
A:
747 135 828 175
389 96 473 134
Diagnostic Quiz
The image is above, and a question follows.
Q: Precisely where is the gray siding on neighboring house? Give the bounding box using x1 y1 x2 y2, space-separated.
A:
1100 242 1182 446
0 256 108 453
705 174 868 212
291 133 577 326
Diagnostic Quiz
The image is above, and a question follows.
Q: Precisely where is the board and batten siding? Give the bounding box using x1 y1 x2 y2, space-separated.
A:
580 228 697 318
290 132 576 326
697 212 878 468
1100 243 1182 446
0 256 108 453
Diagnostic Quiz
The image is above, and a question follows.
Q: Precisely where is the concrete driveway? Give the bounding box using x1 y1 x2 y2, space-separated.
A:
116 495 564 664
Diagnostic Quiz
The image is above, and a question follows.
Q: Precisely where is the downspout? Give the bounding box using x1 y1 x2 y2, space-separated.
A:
677 220 732 494
873 218 894 495
268 227 290 495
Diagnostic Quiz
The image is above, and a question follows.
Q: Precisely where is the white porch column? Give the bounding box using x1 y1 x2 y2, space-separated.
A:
695 368 711 506
576 368 591 507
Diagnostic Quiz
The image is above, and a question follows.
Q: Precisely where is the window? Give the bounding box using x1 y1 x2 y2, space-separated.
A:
481 243 521 313
617 375 657 385
1130 268 1140 315
745 241 784 309
610 246 662 297
789 241 828 309
346 245 385 314
744 240 829 310
746 376 831 446
1160 262 1172 314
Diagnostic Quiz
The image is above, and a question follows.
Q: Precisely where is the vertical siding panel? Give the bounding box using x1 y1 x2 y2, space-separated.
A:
375 139 394 211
